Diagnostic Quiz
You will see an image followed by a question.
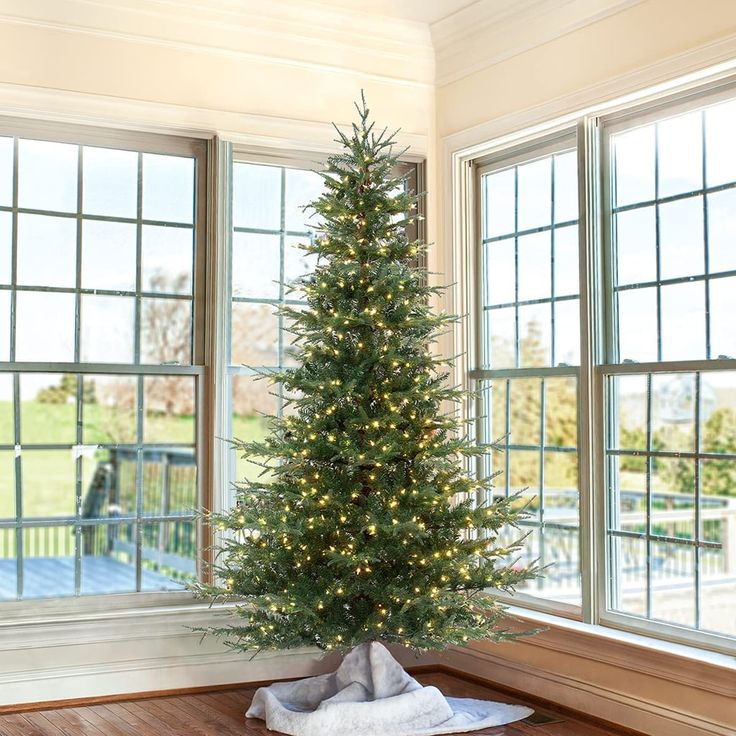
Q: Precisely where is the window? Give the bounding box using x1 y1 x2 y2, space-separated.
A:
226 158 323 496
0 123 206 600
472 82 736 652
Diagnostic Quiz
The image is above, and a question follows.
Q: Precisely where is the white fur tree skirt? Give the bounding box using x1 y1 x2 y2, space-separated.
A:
246 642 533 736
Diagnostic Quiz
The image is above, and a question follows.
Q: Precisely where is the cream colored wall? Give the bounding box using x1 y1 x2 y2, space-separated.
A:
435 2 736 735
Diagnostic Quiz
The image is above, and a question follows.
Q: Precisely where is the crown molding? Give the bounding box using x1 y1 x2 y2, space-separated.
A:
433 0 646 87
0 0 434 86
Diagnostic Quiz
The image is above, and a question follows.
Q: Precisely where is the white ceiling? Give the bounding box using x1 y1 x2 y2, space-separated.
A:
308 0 481 25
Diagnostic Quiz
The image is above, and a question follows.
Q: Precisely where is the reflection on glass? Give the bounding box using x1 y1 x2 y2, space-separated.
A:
81 220 137 292
0 450 14 519
657 111 702 197
517 157 551 231
517 231 550 301
705 98 736 187
83 146 137 218
658 196 704 280
484 238 515 306
707 189 736 274
509 377 541 446
0 211 11 284
554 225 578 296
80 294 135 364
554 299 580 366
22 450 76 518
18 139 77 213
232 232 280 299
142 153 194 224
651 373 695 453
518 304 550 367
16 291 75 362
484 168 515 238
554 150 578 223
285 168 322 232
0 137 13 207
142 225 193 294
486 307 514 369
0 291 9 362
17 213 77 288
660 281 705 361
140 297 192 365
233 162 281 230
615 206 656 286
143 375 195 444
617 287 657 362
231 302 278 367
20 373 77 444
83 374 137 445
614 126 655 207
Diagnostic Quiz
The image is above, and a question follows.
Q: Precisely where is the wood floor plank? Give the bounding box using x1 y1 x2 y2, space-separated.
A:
0 673 638 736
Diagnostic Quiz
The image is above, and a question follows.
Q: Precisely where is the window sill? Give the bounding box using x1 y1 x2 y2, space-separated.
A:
498 605 736 697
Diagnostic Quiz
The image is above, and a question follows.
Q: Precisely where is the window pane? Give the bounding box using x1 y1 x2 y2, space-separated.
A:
517 231 550 301
16 291 75 362
22 450 76 518
83 374 137 445
0 291 9 362
143 376 195 444
709 278 736 358
484 238 515 306
83 146 137 218
617 287 657 363
139 520 194 590
0 374 12 445
651 541 696 628
518 303 550 367
0 450 15 519
232 232 280 300
554 299 580 366
615 206 656 286
142 225 193 295
658 196 704 281
285 168 322 232
484 307 515 369
17 213 77 288
706 189 736 275
614 125 655 207
609 535 648 617
18 139 77 213
705 98 736 187
651 373 696 453
554 150 578 223
517 158 551 231
140 298 192 365
81 220 137 292
142 153 194 224
657 111 702 197
509 377 541 446
142 448 196 516
553 225 578 297
0 137 13 207
660 281 705 361
231 302 278 367
284 236 316 301
0 211 11 285
22 525 75 598
233 162 281 230
20 373 76 444
80 524 136 596
484 168 515 238
80 294 135 364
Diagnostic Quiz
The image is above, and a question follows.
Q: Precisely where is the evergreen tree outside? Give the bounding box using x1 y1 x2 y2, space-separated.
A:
192 98 536 653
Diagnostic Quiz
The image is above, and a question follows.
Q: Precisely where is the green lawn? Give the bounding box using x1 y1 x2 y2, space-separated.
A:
0 400 268 519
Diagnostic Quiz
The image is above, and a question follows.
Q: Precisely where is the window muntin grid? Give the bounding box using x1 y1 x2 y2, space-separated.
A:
477 141 582 608
481 148 580 371
0 129 204 601
611 99 736 364
227 161 323 492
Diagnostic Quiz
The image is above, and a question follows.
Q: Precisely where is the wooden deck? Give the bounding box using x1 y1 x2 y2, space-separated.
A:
0 671 638 735
0 556 183 599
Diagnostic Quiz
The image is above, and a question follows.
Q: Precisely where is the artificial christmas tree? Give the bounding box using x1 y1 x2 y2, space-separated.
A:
192 96 536 735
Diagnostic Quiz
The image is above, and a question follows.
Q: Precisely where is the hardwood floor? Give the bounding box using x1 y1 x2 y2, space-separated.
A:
0 671 636 736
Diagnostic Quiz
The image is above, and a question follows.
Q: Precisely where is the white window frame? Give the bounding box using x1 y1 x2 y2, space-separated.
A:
459 74 736 656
